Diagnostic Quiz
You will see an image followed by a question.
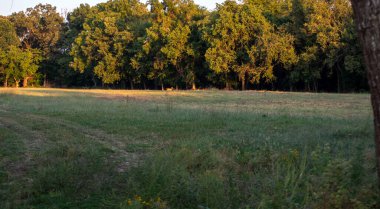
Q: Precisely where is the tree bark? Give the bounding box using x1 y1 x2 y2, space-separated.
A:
23 77 31 88
154 79 158 90
4 78 8 87
191 73 196 90
43 74 47 87
192 82 196 90
225 73 230 90
313 81 318 93
242 77 246 91
351 0 380 188
336 64 342 93
130 80 134 90
92 75 97 88
14 78 20 88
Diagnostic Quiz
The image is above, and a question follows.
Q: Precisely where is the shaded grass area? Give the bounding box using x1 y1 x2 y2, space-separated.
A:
0 88 378 208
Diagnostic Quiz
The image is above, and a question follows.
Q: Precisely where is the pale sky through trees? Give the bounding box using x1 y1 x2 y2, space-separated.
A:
0 0 225 15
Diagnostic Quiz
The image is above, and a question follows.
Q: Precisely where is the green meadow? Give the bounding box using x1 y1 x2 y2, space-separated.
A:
0 88 377 209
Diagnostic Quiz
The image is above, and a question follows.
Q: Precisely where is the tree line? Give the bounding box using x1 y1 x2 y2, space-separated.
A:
0 0 368 92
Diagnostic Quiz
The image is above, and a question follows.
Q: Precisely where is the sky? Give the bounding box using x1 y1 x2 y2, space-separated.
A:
0 0 225 16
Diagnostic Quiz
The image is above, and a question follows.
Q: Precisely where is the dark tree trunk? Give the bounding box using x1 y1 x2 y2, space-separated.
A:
241 77 246 91
313 81 318 92
154 78 159 90
120 80 126 89
43 74 47 87
225 73 230 90
351 0 380 188
92 75 97 88
336 64 342 93
130 80 134 90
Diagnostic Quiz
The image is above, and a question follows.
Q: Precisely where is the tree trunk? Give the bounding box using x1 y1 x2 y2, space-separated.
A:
92 75 97 88
14 78 20 88
351 0 380 188
313 80 318 92
130 80 134 90
143 81 147 90
225 73 230 90
43 75 46 87
23 77 30 88
191 73 196 90
336 64 341 93
4 78 8 87
241 77 246 91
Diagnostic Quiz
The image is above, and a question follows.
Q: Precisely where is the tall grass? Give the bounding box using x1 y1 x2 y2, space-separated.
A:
0 88 377 208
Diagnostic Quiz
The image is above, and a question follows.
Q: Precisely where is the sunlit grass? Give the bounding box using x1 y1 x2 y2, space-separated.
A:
0 88 377 209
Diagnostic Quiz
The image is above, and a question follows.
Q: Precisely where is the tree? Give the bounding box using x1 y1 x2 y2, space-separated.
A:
203 1 240 89
142 0 192 89
0 46 41 87
205 1 296 90
9 4 63 86
0 17 19 50
0 16 20 87
305 0 363 92
9 4 63 54
0 49 10 87
350 0 380 188
141 0 207 90
70 9 130 85
115 0 150 89
49 4 93 87
0 0 365 91
20 48 42 87
287 0 365 92
70 0 147 87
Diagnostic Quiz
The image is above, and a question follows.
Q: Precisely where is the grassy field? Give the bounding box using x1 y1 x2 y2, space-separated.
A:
0 88 378 209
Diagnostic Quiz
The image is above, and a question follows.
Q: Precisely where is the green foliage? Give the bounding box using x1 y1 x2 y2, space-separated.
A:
205 1 297 89
70 0 148 85
141 0 208 89
0 17 19 50
289 0 364 92
0 46 41 87
9 4 63 55
8 4 63 86
0 0 368 91
120 196 168 209
126 143 377 209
